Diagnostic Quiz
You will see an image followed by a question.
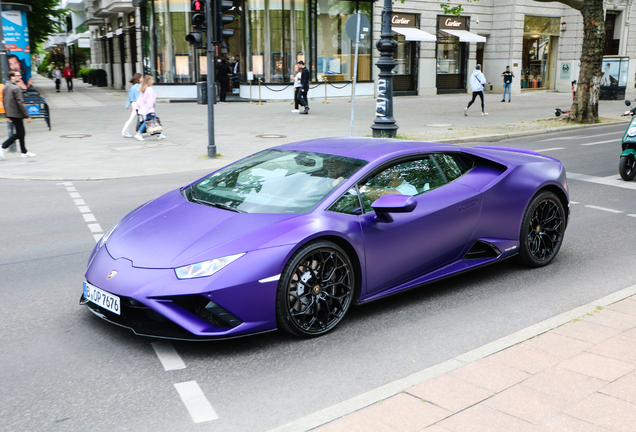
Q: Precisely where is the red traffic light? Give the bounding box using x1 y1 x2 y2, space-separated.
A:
192 0 203 11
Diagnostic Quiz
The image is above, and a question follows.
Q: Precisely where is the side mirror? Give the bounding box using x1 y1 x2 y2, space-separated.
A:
371 194 417 223
626 100 631 107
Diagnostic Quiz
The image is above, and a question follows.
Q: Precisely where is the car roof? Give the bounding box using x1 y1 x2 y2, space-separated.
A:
273 137 461 162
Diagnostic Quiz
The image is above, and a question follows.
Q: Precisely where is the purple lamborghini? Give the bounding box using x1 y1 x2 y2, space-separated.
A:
81 137 569 339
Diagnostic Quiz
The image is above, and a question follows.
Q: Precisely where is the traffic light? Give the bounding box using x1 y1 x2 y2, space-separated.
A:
186 0 206 48
213 0 235 43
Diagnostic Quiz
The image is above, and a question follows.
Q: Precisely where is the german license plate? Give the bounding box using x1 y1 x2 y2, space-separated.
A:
83 281 121 315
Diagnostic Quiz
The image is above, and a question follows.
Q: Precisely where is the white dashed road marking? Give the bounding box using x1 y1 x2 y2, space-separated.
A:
567 172 636 191
60 182 219 424
581 139 618 146
152 342 187 371
59 182 104 242
585 205 623 214
174 381 219 423
535 147 565 152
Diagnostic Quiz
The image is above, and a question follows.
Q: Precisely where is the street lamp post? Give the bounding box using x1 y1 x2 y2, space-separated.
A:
371 0 398 138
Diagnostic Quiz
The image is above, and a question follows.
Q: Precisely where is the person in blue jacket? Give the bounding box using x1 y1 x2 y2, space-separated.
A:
122 73 142 138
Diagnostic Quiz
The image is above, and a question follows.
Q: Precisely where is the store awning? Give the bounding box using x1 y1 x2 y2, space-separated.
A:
440 29 486 43
392 27 436 42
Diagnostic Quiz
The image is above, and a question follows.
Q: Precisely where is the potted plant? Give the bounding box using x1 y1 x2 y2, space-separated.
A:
86 68 96 85
95 69 108 87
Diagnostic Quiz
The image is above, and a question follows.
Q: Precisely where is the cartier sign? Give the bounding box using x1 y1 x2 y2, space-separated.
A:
392 13 417 28
438 15 467 30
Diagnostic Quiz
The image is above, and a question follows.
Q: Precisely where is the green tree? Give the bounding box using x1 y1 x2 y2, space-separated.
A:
533 0 604 123
12 0 68 47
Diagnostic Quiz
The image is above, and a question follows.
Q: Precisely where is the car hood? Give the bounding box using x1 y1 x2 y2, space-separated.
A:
106 189 299 268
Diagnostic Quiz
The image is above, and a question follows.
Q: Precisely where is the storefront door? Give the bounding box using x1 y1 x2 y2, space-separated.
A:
522 16 559 89
436 16 468 94
393 35 417 95
392 13 419 95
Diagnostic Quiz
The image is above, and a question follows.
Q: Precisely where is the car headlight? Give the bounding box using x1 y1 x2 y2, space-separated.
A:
98 223 119 249
175 253 245 280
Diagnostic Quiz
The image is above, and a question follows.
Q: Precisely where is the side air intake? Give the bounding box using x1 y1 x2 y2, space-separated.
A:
464 241 501 260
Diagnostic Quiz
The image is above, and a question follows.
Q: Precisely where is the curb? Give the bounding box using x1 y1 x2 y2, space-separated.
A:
267 283 636 432
436 119 627 144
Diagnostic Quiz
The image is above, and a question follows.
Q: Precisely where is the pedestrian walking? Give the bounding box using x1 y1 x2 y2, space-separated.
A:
134 75 166 141
298 60 310 115
122 73 142 138
465 64 488 116
501 66 514 102
53 66 62 92
63 63 74 92
216 58 231 103
0 71 34 159
291 64 302 113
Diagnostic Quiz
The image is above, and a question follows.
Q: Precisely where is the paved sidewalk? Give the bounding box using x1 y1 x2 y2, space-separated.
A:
0 74 634 180
278 287 636 432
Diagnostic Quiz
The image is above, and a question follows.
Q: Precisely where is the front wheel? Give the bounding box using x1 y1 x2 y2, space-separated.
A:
619 154 636 181
517 191 566 268
276 241 355 337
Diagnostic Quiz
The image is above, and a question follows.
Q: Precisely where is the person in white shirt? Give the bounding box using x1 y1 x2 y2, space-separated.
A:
52 66 62 92
465 64 488 116
291 64 302 113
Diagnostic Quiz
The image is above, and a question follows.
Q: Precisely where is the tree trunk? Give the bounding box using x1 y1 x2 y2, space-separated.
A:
567 0 605 123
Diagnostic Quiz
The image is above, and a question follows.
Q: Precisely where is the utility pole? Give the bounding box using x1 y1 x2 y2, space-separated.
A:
370 0 398 138
205 0 216 158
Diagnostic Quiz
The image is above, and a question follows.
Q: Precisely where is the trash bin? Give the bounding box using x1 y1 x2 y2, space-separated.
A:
197 81 217 104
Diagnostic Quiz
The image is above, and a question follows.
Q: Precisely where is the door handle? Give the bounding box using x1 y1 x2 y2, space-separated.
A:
459 199 478 211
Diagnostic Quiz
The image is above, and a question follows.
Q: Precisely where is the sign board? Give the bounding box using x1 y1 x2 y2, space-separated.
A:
438 15 468 31
345 13 370 42
26 104 40 115
560 62 571 79
392 13 417 28
2 10 31 86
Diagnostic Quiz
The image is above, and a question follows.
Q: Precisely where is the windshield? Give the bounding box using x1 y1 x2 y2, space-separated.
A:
186 149 367 214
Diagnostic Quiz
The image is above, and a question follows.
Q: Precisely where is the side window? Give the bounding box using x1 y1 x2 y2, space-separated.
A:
329 187 364 215
434 153 474 182
359 157 447 212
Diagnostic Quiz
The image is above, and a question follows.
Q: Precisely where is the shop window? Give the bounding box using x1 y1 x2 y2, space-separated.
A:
145 0 197 83
436 34 460 74
316 0 372 82
247 0 307 83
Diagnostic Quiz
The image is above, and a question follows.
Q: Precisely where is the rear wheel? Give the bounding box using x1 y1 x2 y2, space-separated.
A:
619 154 636 181
517 191 566 267
276 241 355 337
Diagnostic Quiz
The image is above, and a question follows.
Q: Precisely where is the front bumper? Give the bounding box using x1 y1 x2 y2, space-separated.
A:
81 245 293 340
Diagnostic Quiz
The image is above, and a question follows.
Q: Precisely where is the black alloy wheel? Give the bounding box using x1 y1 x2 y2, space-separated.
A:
276 240 355 337
619 154 636 181
517 191 566 267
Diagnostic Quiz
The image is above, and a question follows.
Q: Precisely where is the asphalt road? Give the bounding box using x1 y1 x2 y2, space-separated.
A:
2 124 636 432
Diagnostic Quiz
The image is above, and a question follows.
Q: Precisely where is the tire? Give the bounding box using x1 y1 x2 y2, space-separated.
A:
619 155 636 181
276 240 355 337
516 191 566 268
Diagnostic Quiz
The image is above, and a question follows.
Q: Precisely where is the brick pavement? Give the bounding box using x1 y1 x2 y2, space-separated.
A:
306 291 636 432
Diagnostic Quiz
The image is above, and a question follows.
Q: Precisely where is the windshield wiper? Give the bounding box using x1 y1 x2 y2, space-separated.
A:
191 196 243 213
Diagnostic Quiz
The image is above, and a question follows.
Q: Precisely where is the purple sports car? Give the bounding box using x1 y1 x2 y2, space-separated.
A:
81 137 568 339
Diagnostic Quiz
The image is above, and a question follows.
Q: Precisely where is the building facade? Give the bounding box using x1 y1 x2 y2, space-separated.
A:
74 0 636 99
